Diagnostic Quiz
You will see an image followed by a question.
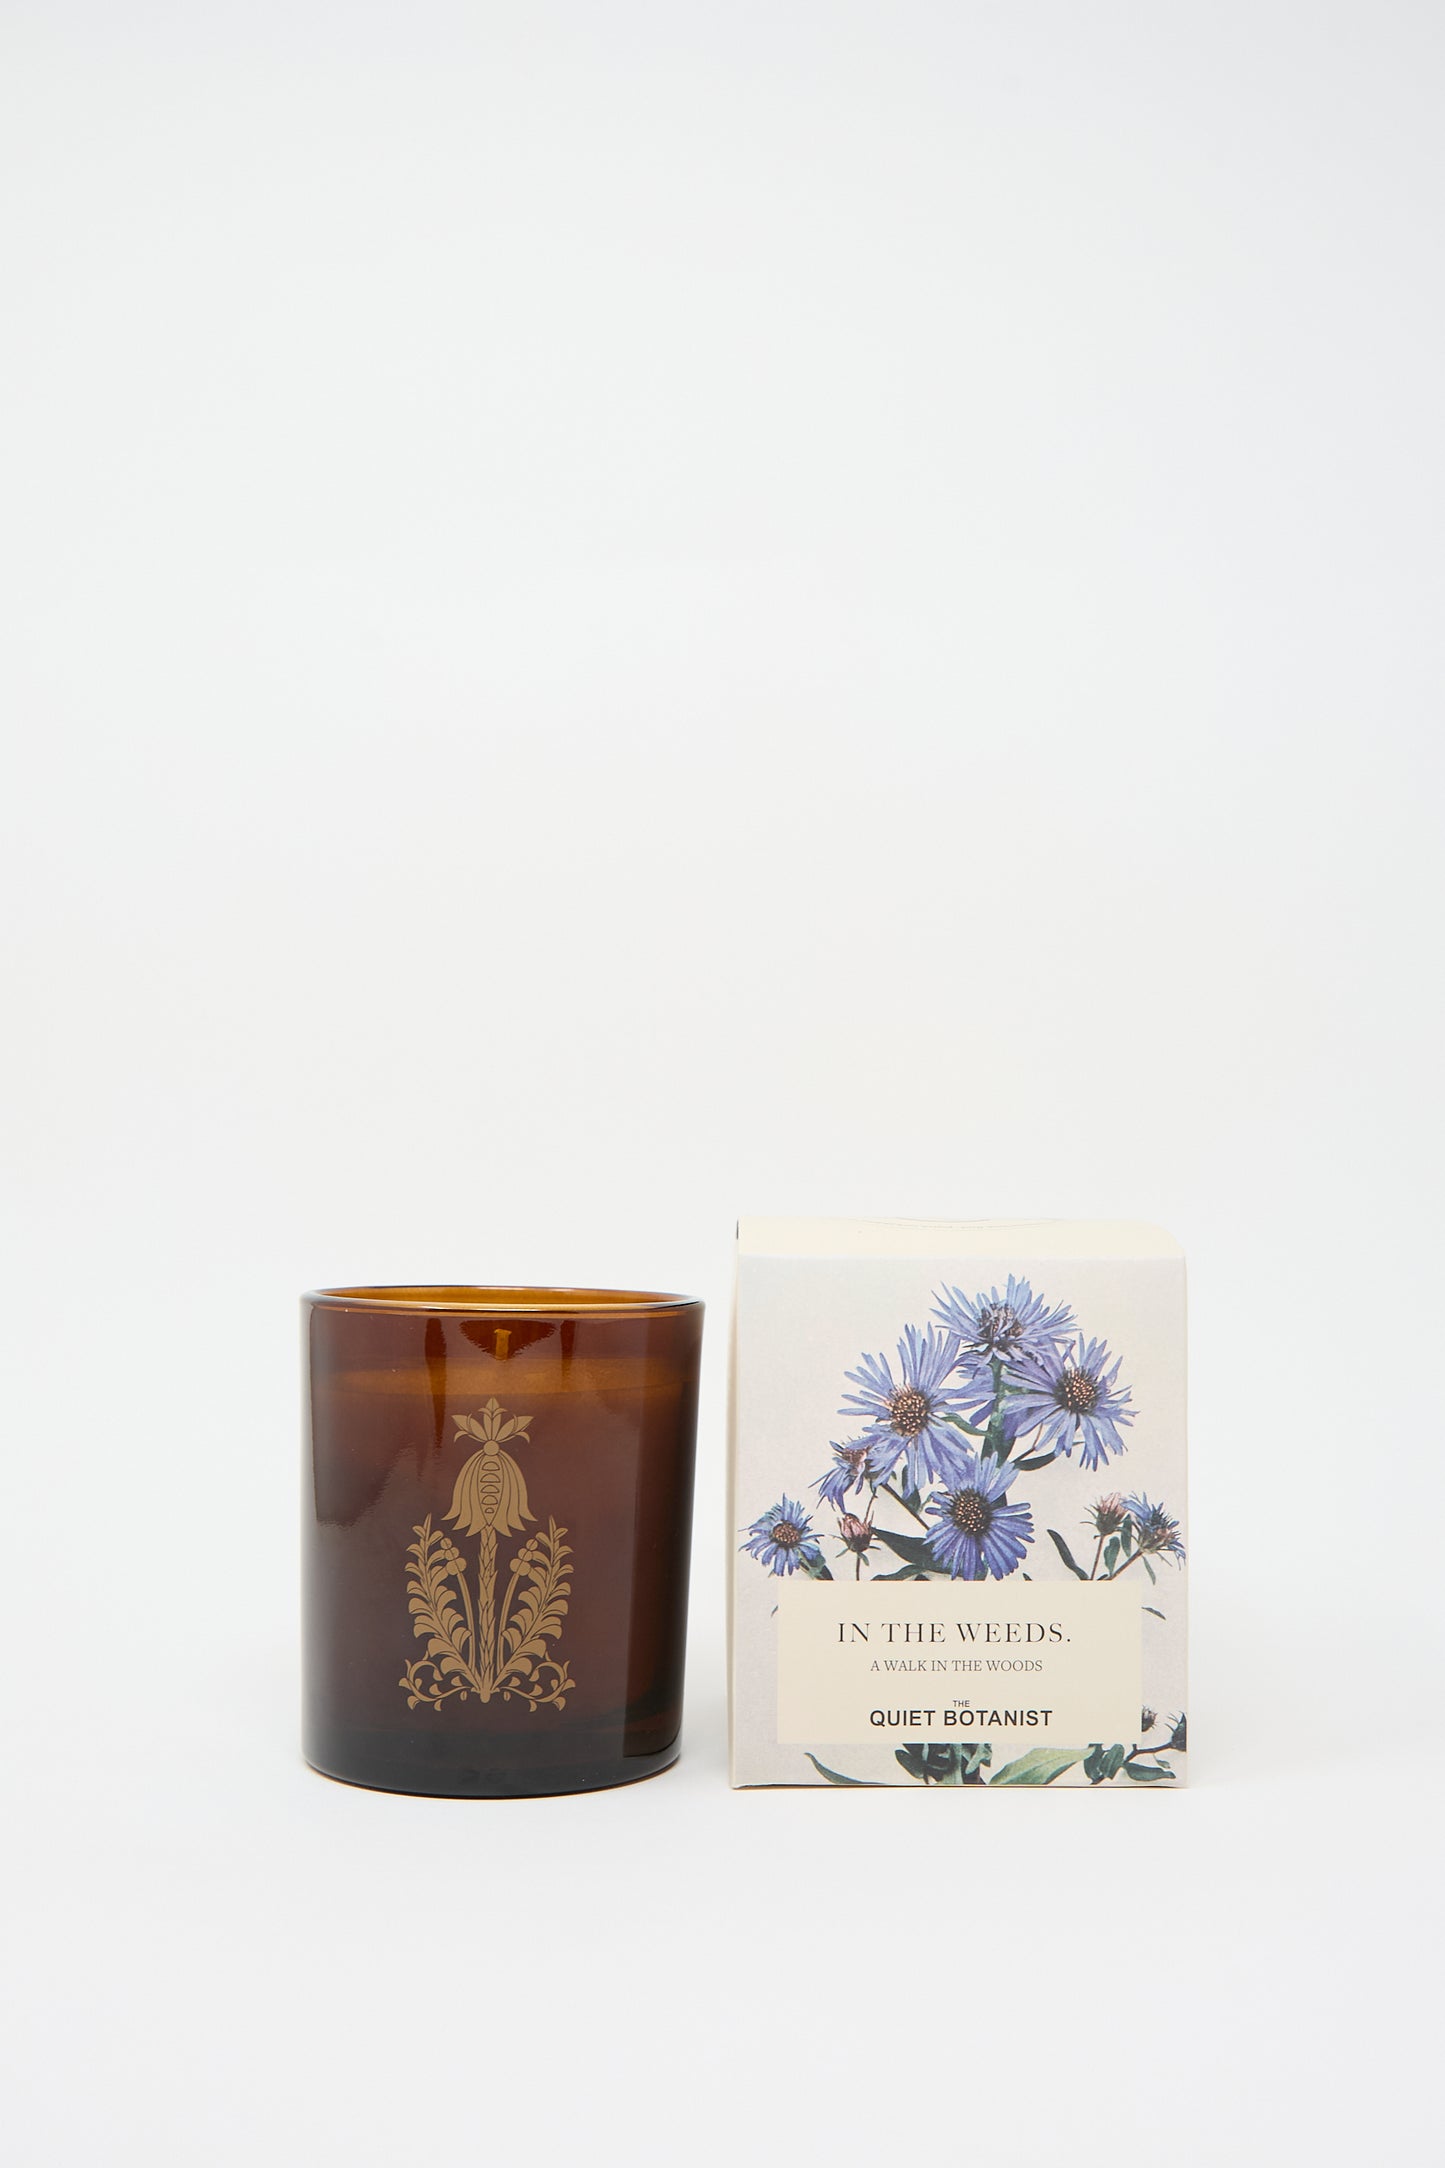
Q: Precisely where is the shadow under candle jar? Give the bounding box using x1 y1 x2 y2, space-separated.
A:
303 1286 703 1798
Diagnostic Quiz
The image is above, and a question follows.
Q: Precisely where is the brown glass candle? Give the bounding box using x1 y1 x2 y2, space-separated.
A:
304 1286 703 1797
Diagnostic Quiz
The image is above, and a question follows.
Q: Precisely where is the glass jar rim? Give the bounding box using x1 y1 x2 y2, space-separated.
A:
303 1284 701 1317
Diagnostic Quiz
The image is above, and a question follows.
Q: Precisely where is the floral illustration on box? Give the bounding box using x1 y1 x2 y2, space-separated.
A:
739 1278 1185 1786
400 1398 574 1713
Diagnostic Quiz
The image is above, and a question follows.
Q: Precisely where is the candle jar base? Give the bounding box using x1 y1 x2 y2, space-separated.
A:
304 1719 680 1799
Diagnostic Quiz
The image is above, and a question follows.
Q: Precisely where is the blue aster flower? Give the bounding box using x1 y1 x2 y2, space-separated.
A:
1002 1334 1134 1470
932 1275 1075 1373
741 1495 824 1576
924 1450 1034 1580
815 1439 872 1510
1124 1493 1185 1563
841 1324 975 1492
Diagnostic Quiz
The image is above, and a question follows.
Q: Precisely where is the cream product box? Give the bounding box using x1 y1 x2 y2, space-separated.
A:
729 1218 1187 1789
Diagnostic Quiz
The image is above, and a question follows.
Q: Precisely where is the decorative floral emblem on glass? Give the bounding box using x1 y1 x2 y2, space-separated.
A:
401 1398 575 1712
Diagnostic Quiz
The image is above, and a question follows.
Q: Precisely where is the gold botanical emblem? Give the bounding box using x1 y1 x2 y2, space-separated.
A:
400 1398 574 1712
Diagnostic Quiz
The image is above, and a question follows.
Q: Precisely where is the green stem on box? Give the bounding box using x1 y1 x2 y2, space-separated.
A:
880 1481 927 1528
987 1355 1016 1462
1125 1740 1175 1766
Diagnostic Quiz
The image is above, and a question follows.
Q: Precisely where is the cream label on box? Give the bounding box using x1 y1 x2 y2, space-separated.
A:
777 1578 1142 1748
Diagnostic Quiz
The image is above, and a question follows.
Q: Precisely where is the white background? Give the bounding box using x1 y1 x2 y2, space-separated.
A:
2 5 1441 2164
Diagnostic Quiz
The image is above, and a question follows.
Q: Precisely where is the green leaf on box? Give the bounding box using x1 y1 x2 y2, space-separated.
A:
804 1753 882 1786
1047 1528 1089 1580
872 1527 934 1569
895 1742 992 1786
987 1746 1086 1786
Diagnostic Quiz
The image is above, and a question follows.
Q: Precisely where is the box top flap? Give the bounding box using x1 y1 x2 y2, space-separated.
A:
736 1216 1183 1261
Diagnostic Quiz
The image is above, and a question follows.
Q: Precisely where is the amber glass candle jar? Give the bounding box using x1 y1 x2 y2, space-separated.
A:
304 1286 703 1797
